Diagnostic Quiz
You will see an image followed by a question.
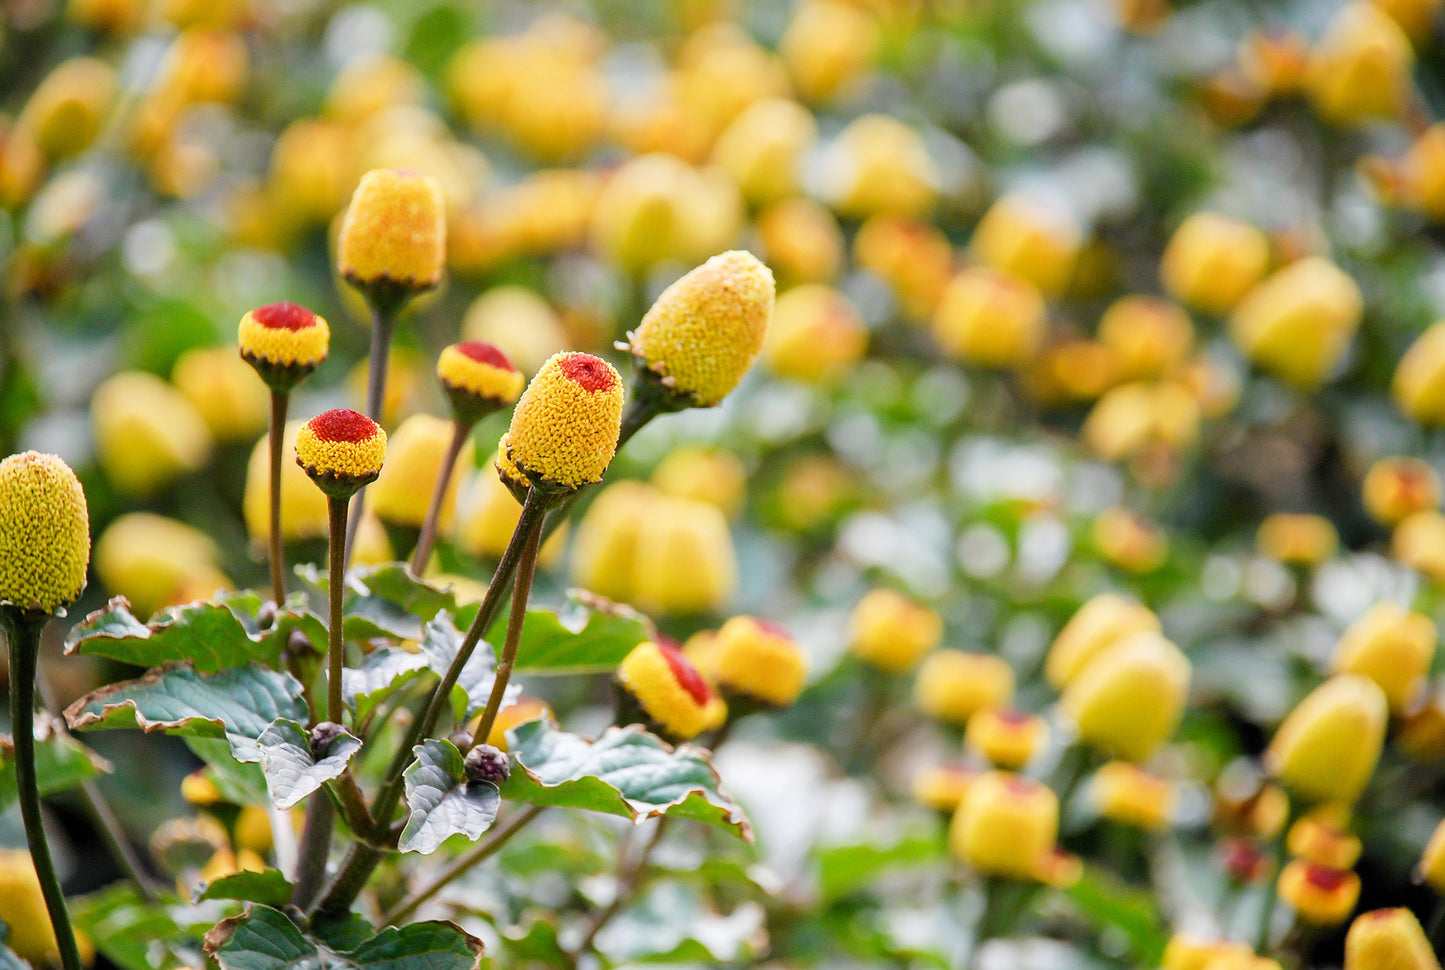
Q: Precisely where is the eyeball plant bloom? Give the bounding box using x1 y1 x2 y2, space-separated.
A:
848 588 943 673
0 452 89 615
625 250 775 409
1059 631 1192 763
337 168 447 300
701 616 808 708
615 639 724 742
1265 674 1388 805
1276 860 1361 926
948 771 1059 881
295 408 387 499
502 351 623 492
1045 592 1161 689
436 340 524 423
236 300 330 390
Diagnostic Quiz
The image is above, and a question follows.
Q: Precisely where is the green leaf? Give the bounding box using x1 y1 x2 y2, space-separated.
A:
71 884 214 970
235 719 361 810
185 737 269 805
65 597 280 672
65 663 309 749
502 720 752 840
400 740 501 854
0 720 108 813
196 868 293 908
341 646 428 721
1062 868 1171 966
502 593 651 674
297 563 461 641
817 832 944 904
205 905 483 970
418 612 517 721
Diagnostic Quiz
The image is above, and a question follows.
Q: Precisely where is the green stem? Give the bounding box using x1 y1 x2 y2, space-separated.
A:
410 419 470 577
327 496 348 726
470 501 545 749
1427 895 1445 949
344 303 395 567
3 609 83 970
380 805 545 926
313 487 552 918
1255 807 1295 954
268 388 289 607
289 796 335 911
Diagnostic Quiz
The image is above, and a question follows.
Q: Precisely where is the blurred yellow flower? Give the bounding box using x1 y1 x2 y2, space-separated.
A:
1266 674 1387 804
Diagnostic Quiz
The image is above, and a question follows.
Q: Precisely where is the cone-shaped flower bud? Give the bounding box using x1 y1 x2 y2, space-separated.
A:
1420 816 1445 893
0 452 89 615
295 409 387 499
615 639 721 742
626 250 775 408
1277 860 1360 926
702 616 808 708
1266 674 1387 805
965 708 1047 769
338 169 447 301
948 771 1058 881
912 764 977 813
1332 602 1436 714
237 301 330 391
1394 322 1445 425
1257 513 1339 566
369 414 469 528
1160 935 1254 970
849 588 942 673
1045 593 1161 689
1344 908 1442 970
1287 805 1362 870
1060 631 1191 762
503 352 623 492
1228 257 1363 389
437 340 524 424
1159 212 1270 316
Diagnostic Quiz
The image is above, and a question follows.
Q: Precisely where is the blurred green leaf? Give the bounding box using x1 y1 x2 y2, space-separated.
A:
205 905 484 970
1062 868 1171 966
499 593 652 674
0 726 108 813
816 832 944 904
65 597 280 672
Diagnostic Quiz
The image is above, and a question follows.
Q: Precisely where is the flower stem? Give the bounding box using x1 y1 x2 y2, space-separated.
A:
470 502 545 749
290 796 335 911
327 496 349 726
344 302 394 567
3 609 83 970
1255 808 1294 954
312 487 552 918
410 419 470 577
1427 895 1445 949
268 388 289 607
380 805 545 926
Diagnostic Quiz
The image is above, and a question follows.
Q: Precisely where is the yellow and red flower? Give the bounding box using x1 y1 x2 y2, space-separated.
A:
503 352 623 492
295 408 387 498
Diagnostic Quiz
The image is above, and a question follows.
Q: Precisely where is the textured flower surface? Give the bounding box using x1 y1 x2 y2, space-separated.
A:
0 451 89 614
616 639 716 741
295 408 387 484
337 168 446 290
627 250 775 407
237 301 330 368
504 352 622 490
437 340 525 409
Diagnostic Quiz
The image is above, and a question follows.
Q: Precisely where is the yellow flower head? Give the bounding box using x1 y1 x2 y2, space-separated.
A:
705 616 808 707
631 496 738 615
1305 2 1414 125
912 764 977 814
236 302 330 385
849 588 943 673
1228 257 1363 389
1394 322 1445 425
1288 805 1363 870
948 771 1059 881
173 346 270 441
1420 815 1445 894
967 193 1082 296
1060 631 1192 763
0 452 89 615
437 340 525 423
914 651 1016 726
965 707 1048 769
1257 513 1339 566
651 446 748 518
95 513 224 619
337 168 447 296
295 408 387 498
761 283 869 384
485 697 553 752
615 639 719 741
1362 456 1441 526
0 849 91 965
1266 674 1387 804
92 371 213 496
504 352 623 492
1092 506 1170 574
931 266 1047 369
1344 909 1442 970
1159 212 1271 315
1091 761 1176 830
1161 936 1254 970
243 421 326 543
627 250 775 408
1277 860 1361 926
1045 593 1161 689
569 480 654 601
1331 602 1437 714
1393 510 1445 582
1097 295 1195 381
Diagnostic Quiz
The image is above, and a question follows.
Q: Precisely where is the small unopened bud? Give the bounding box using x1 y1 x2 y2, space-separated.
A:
284 629 316 660
310 721 344 758
256 601 277 630
463 744 510 786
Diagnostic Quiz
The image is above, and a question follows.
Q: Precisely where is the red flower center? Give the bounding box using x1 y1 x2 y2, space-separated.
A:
253 301 318 331
309 408 379 443
994 709 1034 727
657 641 711 706
754 618 791 639
1303 865 1351 891
560 353 617 393
456 341 516 370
